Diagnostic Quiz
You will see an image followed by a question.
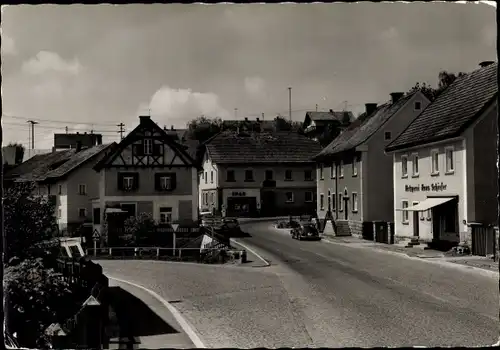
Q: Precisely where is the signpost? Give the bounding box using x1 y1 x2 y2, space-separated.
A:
92 229 100 257
171 223 179 256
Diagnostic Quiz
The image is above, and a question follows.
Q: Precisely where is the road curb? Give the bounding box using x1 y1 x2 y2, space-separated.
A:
230 238 271 267
322 238 499 278
107 276 206 348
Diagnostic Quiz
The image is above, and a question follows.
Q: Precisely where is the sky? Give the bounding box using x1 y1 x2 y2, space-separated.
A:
1 2 497 150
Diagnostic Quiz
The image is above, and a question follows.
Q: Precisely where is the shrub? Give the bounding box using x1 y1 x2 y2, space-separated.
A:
124 212 158 245
4 258 75 348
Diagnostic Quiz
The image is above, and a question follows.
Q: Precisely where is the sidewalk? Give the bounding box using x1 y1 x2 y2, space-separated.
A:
322 234 499 273
107 279 195 349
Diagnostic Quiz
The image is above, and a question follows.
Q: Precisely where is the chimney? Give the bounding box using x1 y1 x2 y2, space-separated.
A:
390 92 404 104
171 125 174 131
365 103 378 116
329 109 334 114
76 141 82 153
479 61 494 68
256 117 260 122
84 131 87 134
244 117 248 122
76 131 79 135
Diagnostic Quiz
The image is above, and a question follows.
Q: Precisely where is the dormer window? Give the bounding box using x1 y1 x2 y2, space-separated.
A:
414 101 422 111
144 139 153 155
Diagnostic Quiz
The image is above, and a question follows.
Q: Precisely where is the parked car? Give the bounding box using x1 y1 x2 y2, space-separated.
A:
291 223 321 241
222 218 240 230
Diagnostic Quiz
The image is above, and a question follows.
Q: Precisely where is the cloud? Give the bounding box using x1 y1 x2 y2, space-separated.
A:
22 51 82 75
1 33 17 56
244 76 266 98
141 86 230 127
379 27 399 41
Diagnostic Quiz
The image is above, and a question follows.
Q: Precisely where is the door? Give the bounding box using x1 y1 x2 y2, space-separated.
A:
261 191 276 216
344 197 348 220
413 211 420 237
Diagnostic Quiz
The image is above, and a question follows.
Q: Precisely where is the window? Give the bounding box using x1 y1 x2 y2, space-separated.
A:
78 208 87 218
58 185 62 195
285 192 294 203
319 164 324 180
159 207 172 224
245 170 254 182
305 191 313 202
384 131 392 141
338 194 343 211
159 175 173 190
431 150 439 174
210 193 215 204
58 209 62 218
93 208 101 225
304 170 313 181
445 147 454 173
401 155 408 177
203 193 208 205
339 160 344 177
401 201 409 223
352 157 358 177
226 170 235 182
319 194 325 210
331 192 336 210
412 153 419 176
414 101 422 110
77 183 85 195
144 139 153 155
210 171 214 183
352 192 358 212
327 190 331 210
204 171 208 184
265 170 274 181
123 176 135 190
285 170 293 181
330 162 336 178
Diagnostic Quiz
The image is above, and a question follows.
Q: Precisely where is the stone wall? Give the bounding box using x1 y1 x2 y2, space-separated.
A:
348 220 363 238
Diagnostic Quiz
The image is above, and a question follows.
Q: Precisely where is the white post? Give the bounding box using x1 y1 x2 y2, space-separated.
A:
93 240 97 257
173 232 176 256
171 224 179 257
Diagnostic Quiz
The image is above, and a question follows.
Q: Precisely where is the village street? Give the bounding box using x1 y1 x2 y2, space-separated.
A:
100 221 498 348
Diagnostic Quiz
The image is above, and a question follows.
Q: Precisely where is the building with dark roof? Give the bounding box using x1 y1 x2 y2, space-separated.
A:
385 61 498 248
199 130 322 217
313 91 430 237
302 109 355 145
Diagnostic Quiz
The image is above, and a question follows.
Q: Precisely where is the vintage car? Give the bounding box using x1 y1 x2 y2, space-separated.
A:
291 223 321 241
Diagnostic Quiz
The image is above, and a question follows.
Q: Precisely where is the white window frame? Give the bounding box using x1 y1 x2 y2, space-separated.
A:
430 149 439 175
330 162 336 178
445 146 455 174
411 153 419 177
285 169 293 181
352 157 358 177
414 101 422 111
285 192 294 203
159 207 173 224
319 163 324 180
78 208 87 218
78 184 87 195
339 160 344 178
159 175 172 190
144 139 153 155
338 193 343 212
319 193 325 210
123 176 134 190
401 155 408 178
401 200 409 224
352 192 358 213
305 191 313 203
331 192 336 210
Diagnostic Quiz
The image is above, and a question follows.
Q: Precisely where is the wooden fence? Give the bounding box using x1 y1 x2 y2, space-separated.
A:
471 224 497 258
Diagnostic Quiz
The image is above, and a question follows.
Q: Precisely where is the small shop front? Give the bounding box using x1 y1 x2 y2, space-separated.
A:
222 188 260 218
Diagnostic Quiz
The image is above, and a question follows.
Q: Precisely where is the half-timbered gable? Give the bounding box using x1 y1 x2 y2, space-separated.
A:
92 116 200 239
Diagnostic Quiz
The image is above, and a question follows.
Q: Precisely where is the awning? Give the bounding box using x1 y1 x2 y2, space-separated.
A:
105 208 126 213
397 197 455 212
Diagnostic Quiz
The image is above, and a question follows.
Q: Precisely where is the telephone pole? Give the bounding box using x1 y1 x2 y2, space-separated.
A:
27 120 38 149
117 123 125 140
288 87 292 122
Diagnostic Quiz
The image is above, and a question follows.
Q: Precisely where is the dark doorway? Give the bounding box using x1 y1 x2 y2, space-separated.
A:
261 191 276 216
413 211 420 237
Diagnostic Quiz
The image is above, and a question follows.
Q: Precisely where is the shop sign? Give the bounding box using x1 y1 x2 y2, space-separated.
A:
232 191 246 196
405 182 448 193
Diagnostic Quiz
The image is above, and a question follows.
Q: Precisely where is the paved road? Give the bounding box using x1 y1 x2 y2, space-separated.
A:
234 221 499 347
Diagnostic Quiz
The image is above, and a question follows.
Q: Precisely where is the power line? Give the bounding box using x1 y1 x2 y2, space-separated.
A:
2 122 117 133
2 114 120 127
117 123 125 140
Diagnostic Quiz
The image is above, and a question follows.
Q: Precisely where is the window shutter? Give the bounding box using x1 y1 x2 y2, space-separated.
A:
133 173 139 190
154 173 160 191
117 173 124 190
170 173 177 190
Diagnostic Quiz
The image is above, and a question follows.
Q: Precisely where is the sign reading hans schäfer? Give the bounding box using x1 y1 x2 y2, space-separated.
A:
405 182 448 193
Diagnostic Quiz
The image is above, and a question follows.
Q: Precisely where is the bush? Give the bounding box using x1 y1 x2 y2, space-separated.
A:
124 212 158 245
4 258 75 348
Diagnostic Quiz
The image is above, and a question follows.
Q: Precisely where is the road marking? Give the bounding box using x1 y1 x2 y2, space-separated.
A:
107 276 206 348
230 239 271 267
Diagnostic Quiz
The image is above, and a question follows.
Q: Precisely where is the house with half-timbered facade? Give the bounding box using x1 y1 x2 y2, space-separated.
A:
92 115 200 240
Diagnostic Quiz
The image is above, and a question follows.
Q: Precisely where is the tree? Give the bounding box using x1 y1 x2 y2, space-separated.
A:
407 70 466 101
4 182 59 263
186 115 223 143
124 212 158 246
7 142 25 164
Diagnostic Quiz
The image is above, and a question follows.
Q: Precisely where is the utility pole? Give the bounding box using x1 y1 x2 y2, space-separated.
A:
27 120 38 149
288 87 292 122
117 123 125 140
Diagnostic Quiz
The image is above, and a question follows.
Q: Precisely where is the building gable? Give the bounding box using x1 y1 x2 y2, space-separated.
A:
95 116 196 171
